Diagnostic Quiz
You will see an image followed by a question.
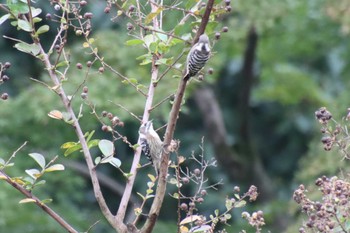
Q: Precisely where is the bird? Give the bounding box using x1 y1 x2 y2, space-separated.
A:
139 121 163 176
184 34 211 81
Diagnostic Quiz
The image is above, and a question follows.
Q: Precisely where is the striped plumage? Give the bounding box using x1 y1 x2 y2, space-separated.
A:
184 34 211 80
139 121 163 176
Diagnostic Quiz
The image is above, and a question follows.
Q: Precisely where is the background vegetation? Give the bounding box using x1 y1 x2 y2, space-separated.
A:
1 0 350 232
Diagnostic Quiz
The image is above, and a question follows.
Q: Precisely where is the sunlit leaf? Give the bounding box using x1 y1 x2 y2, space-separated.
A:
179 225 189 233
98 139 114 157
215 209 219 216
88 139 100 149
95 156 101 165
41 198 53 204
36 25 49 35
145 8 163 24
0 14 10 25
19 198 36 204
125 39 144 46
148 174 156 182
34 180 46 186
180 215 201 225
48 110 63 120
63 144 82 157
85 130 95 142
14 42 40 56
45 164 65 172
83 42 89 48
18 19 33 32
25 169 41 179
235 200 246 208
31 7 42 17
28 153 45 169
134 207 142 215
108 157 121 168
61 142 78 149
0 175 7 180
146 189 154 195
147 182 154 189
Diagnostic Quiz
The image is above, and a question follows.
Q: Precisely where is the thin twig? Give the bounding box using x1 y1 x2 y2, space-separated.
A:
2 141 27 169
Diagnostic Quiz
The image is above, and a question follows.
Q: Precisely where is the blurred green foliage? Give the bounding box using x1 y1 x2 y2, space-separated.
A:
1 0 350 232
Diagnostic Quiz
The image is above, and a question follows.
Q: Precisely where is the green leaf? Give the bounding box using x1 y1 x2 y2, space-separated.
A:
63 144 82 156
148 174 156 182
85 130 95 143
14 42 40 56
32 17 42 23
140 58 152 65
61 141 78 149
0 14 10 25
146 189 154 195
25 169 41 179
98 139 114 157
18 19 33 32
234 200 247 208
125 39 144 46
109 157 121 168
19 198 36 204
41 198 53 204
88 139 100 149
145 8 163 24
136 53 152 60
28 153 46 169
34 180 46 186
36 25 49 35
7 0 29 15
156 33 167 42
214 209 219 216
95 156 101 165
45 164 65 172
143 34 156 48
31 7 42 17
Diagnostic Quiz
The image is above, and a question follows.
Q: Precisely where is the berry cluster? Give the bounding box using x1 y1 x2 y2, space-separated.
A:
294 176 350 233
0 62 11 100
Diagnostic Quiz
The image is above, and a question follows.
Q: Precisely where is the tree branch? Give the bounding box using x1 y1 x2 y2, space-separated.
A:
115 0 162 227
141 1 215 232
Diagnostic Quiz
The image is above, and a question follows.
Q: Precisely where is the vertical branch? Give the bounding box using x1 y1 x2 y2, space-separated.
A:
141 1 215 232
116 0 162 225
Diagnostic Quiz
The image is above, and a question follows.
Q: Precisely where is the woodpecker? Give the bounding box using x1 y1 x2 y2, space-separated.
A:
184 34 211 81
139 121 163 176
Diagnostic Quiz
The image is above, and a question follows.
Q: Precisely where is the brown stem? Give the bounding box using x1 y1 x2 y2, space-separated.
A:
0 170 78 233
115 2 162 227
140 1 215 232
